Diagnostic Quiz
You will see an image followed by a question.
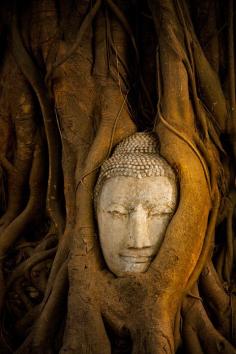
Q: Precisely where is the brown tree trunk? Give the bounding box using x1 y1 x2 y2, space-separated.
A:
0 0 235 353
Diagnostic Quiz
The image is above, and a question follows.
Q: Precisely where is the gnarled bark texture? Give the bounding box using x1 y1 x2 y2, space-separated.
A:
0 0 235 353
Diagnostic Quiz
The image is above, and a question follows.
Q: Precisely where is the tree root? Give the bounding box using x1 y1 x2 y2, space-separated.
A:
200 261 231 339
0 135 45 314
34 232 58 252
0 135 45 258
0 53 37 234
11 14 64 234
182 287 236 354
6 248 56 290
180 0 228 133
15 305 40 338
9 277 34 316
46 0 102 80
16 260 68 354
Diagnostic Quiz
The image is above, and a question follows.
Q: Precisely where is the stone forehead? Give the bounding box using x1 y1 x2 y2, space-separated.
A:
94 132 176 205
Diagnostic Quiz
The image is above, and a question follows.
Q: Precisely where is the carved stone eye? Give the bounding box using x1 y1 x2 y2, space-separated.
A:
148 210 172 217
148 210 160 217
108 210 128 217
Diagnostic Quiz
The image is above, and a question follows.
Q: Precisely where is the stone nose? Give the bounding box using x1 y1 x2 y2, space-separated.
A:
127 205 151 249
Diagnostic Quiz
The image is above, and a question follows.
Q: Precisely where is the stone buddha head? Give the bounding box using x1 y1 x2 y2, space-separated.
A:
95 132 178 277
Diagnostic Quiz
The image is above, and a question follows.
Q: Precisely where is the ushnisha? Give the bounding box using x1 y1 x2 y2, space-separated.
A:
94 132 176 206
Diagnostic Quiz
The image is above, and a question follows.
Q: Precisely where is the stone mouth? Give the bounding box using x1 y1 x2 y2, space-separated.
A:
119 254 153 263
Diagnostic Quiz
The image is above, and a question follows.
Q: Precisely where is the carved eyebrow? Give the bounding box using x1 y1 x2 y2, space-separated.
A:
145 201 176 213
105 203 128 212
107 202 124 207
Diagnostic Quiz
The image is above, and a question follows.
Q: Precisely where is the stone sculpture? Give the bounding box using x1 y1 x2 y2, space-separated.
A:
95 132 178 276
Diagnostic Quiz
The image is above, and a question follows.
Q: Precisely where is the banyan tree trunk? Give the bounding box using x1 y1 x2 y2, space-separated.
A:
0 0 235 353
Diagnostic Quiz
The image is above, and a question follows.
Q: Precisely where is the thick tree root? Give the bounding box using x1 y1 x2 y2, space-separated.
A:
200 261 231 339
182 287 236 354
16 260 68 354
0 134 45 314
0 134 45 258
6 248 57 290
11 14 64 234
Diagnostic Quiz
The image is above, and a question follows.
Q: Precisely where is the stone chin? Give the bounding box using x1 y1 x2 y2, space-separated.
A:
118 257 152 274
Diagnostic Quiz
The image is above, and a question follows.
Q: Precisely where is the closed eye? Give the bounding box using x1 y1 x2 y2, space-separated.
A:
148 210 173 217
107 210 128 217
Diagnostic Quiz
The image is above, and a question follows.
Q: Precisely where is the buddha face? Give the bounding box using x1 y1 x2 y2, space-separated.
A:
96 175 177 276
